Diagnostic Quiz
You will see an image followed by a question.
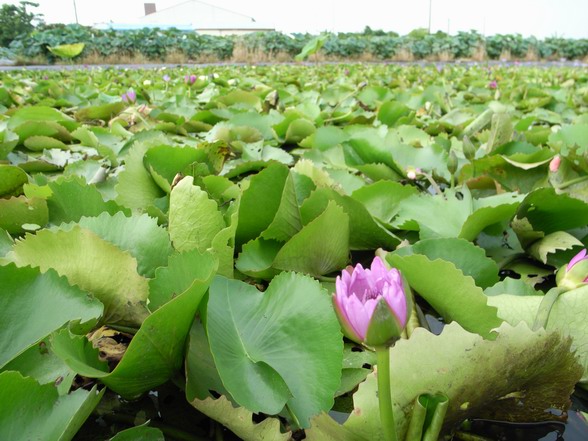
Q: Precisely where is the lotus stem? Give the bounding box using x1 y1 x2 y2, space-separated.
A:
375 346 398 441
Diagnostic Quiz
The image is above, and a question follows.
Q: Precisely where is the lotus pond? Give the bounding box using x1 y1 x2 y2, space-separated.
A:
1 63 588 441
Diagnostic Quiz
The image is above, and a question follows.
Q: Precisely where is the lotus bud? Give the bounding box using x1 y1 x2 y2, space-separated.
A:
332 257 410 347
556 249 588 291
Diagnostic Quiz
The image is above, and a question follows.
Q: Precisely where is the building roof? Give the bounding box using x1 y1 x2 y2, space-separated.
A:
136 0 274 30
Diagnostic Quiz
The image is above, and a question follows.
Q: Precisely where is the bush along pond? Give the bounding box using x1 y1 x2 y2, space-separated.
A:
0 63 588 440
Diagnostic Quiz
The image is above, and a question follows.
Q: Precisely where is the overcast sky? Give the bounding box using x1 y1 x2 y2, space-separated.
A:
6 0 588 38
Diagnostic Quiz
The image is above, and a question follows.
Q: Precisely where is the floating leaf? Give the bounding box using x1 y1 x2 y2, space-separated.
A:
343 323 582 440
207 273 343 427
0 165 27 197
387 253 502 338
0 264 102 369
0 371 103 441
9 226 149 327
168 176 225 253
48 43 85 59
0 196 48 234
190 395 291 441
53 251 215 398
273 201 349 277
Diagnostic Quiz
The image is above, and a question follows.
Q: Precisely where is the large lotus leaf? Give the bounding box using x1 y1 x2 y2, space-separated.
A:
109 426 165 441
7 106 74 129
299 126 349 151
341 322 581 441
459 193 522 241
528 231 583 264
53 253 215 398
168 176 225 253
387 253 502 338
143 145 208 193
48 43 85 59
115 140 167 213
0 228 12 257
300 188 398 250
393 238 499 289
516 188 588 234
285 118 316 144
350 181 418 224
0 129 18 159
186 318 229 401
273 201 349 277
235 237 282 279
75 102 125 122
306 412 367 441
235 162 290 247
295 33 327 61
0 165 27 197
343 128 404 175
14 120 73 143
0 264 103 369
495 141 554 170
393 188 521 241
207 273 343 428
76 212 172 278
487 285 588 384
0 372 103 441
548 124 588 156
2 336 76 395
393 187 472 238
377 101 412 127
47 176 129 225
23 135 68 151
260 171 302 242
217 90 262 111
190 395 291 441
0 196 48 234
8 226 149 327
148 248 218 312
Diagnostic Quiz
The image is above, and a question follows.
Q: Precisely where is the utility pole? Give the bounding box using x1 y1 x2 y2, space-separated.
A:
428 0 432 33
73 0 79 24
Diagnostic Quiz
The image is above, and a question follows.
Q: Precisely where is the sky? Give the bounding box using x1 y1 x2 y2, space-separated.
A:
6 0 588 38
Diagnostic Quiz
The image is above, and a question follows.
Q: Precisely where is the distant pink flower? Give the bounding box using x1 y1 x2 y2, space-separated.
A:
184 74 197 85
549 155 561 173
163 74 171 82
121 89 136 104
488 80 498 89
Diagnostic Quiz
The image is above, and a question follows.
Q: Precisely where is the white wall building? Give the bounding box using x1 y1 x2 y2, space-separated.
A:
133 1 274 35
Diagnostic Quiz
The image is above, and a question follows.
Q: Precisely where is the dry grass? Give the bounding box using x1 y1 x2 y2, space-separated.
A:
498 49 512 61
524 47 540 61
13 45 584 66
471 44 487 61
392 48 415 62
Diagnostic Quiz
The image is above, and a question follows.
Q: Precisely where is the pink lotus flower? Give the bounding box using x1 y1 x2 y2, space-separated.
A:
163 74 171 82
557 249 588 289
333 257 408 347
184 74 197 85
121 89 136 104
549 155 561 173
488 80 498 89
568 249 588 276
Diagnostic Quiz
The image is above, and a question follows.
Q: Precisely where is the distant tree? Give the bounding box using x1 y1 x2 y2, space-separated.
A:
0 1 43 47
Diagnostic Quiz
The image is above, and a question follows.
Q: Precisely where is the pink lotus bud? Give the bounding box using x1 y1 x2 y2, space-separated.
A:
121 89 136 104
556 249 588 290
488 80 498 89
332 257 409 347
184 74 197 85
549 155 561 173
